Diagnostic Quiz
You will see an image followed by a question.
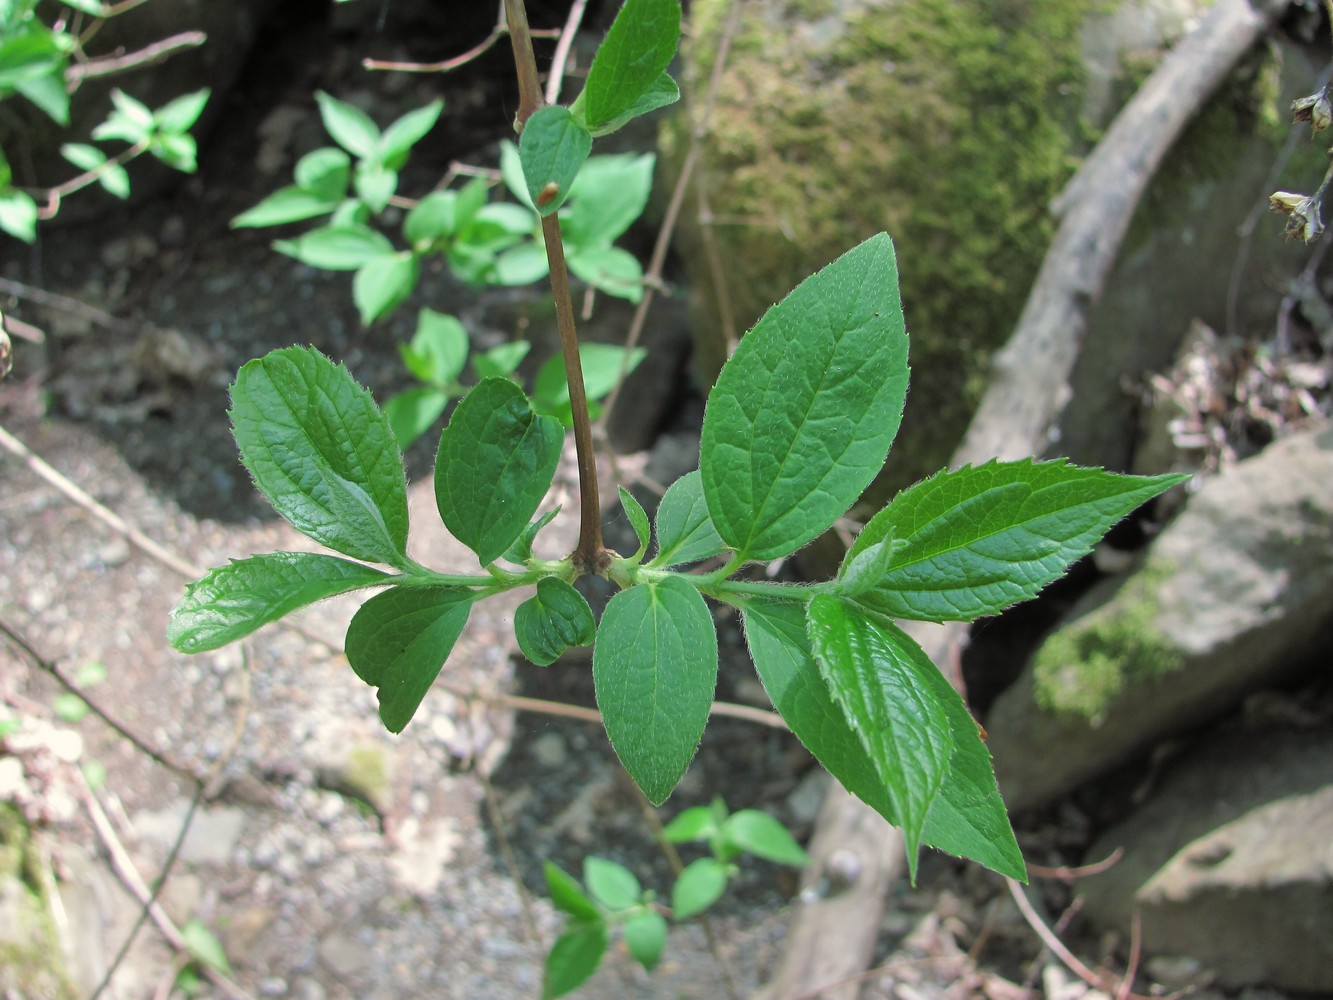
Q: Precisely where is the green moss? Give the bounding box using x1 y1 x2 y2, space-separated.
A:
0 804 77 1000
1032 561 1184 723
340 742 394 815
670 0 1091 500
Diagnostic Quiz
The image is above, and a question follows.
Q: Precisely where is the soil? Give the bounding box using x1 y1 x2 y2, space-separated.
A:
0 5 1308 1000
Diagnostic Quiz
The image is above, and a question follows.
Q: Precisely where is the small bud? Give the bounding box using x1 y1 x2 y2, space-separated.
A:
1270 190 1324 244
1292 89 1333 136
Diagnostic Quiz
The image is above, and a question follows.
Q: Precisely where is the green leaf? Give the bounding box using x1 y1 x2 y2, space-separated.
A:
661 805 719 844
499 139 534 210
400 309 468 386
593 576 717 805
274 224 394 270
807 596 953 882
584 857 641 911
16 69 68 124
0 189 37 242
181 919 231 975
56 0 104 17
544 922 607 1000
97 162 130 199
434 378 563 566
531 344 646 425
514 577 595 666
345 586 474 733
153 88 210 133
232 187 340 229
60 143 105 171
852 461 1188 622
544 861 600 923
377 99 443 168
837 526 899 597
472 341 531 380
582 0 681 132
581 72 679 138
502 507 561 564
404 190 456 248
294 147 352 199
168 552 388 653
671 857 727 919
651 471 727 568
518 104 592 217
742 600 1023 879
721 810 808 866
353 252 418 325
229 347 410 565
354 159 397 213
623 909 668 971
53 693 88 722
149 131 198 173
316 91 380 159
617 486 651 561
383 387 450 450
492 242 549 286
567 245 644 302
561 153 655 247
700 233 908 562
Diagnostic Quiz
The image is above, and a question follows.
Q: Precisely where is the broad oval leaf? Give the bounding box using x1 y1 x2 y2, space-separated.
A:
229 347 409 565
315 91 380 159
404 190 456 247
273 224 393 270
742 600 1024 880
566 245 644 302
721 810 808 866
651 470 726 568
623 910 668 972
434 378 563 566
584 856 641 911
353 251 419 325
514 577 595 666
518 104 592 217
584 72 679 138
807 595 953 882
400 308 468 386
231 186 342 229
561 152 655 246
345 586 474 733
592 576 717 805
700 233 909 562
852 461 1189 622
582 0 681 132
671 857 727 919
544 922 607 1000
383 387 449 450
544 861 599 922
294 147 351 199
377 99 443 168
168 552 387 653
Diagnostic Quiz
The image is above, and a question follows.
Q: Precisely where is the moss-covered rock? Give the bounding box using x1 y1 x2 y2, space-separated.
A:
1032 560 1183 723
664 0 1092 499
0 803 76 1000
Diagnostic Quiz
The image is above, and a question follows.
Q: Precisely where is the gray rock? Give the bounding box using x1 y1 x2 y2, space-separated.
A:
1077 726 1333 994
987 421 1333 811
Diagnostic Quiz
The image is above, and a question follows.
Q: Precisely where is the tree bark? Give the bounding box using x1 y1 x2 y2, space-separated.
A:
756 1 1293 996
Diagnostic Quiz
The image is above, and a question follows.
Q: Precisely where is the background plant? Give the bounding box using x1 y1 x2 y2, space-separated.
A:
231 92 657 326
384 306 645 450
543 798 808 997
0 0 210 242
163 0 1186 994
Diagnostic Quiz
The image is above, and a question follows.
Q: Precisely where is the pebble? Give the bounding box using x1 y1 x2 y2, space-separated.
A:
529 731 568 768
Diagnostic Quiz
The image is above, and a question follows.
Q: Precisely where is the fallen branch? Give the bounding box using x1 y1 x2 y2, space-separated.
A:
758 1 1292 996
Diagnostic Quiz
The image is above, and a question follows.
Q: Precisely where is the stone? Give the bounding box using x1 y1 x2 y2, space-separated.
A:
987 421 1333 811
662 0 1306 511
133 799 247 865
1077 726 1333 994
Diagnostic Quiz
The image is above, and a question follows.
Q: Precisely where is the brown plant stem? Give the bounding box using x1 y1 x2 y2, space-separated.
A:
505 0 605 572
